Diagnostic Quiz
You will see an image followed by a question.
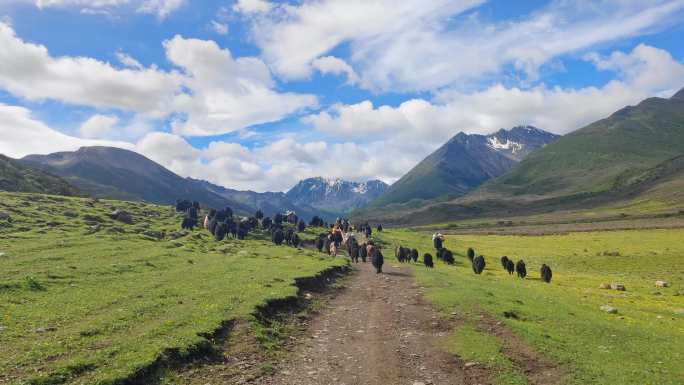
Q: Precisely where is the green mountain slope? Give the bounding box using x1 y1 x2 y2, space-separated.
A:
369 126 559 207
0 154 79 196
491 91 684 197
20 147 249 211
355 88 684 225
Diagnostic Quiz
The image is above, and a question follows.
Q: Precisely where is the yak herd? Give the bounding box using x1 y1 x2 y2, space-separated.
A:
175 199 553 282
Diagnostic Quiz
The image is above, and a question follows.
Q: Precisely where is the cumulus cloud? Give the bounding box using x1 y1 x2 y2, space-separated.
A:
304 44 684 148
245 0 684 92
0 22 316 136
233 0 272 14
0 22 180 117
79 114 119 138
312 56 359 85
0 104 133 158
164 35 317 136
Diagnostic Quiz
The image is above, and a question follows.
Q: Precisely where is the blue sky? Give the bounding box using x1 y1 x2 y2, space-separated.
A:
1 0 684 191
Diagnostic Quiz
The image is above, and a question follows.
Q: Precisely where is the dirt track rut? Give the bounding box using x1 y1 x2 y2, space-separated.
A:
255 261 489 385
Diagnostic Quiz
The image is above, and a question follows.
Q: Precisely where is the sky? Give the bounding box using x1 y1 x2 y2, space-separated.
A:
1 0 684 192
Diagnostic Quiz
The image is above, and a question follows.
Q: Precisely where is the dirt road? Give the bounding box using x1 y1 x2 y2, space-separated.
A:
255 261 489 385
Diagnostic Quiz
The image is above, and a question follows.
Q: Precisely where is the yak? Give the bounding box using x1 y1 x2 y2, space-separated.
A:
359 243 368 262
501 256 510 270
410 249 419 263
272 229 285 245
505 259 515 275
214 223 227 241
516 260 527 279
467 247 475 262
540 264 552 283
442 249 455 265
472 255 485 274
423 253 434 268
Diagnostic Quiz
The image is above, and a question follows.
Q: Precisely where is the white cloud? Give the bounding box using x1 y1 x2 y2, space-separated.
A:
233 0 272 14
0 22 316 136
312 56 359 85
33 0 186 18
115 50 144 69
0 22 180 117
246 0 684 92
79 114 119 138
304 44 684 150
0 104 133 158
164 35 317 136
210 20 229 35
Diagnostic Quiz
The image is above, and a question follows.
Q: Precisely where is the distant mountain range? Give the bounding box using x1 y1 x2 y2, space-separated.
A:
286 177 388 215
369 126 559 207
7 146 381 220
357 87 684 225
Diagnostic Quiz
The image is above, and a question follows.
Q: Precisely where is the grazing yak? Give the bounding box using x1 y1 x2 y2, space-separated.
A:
272 229 285 245
540 264 552 283
410 249 419 263
442 249 455 265
516 260 527 279
501 256 509 269
472 255 485 274
395 246 408 263
181 216 195 230
423 253 434 268
505 259 515 275
359 243 368 262
467 248 475 262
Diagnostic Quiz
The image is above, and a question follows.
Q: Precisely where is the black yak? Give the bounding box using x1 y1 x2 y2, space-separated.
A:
359 243 368 262
175 199 192 212
350 245 360 263
472 255 485 274
423 253 434 268
516 260 527 279
443 249 455 265
291 233 301 247
285 228 294 246
181 216 195 230
410 249 419 263
467 248 475 262
214 223 227 241
501 256 509 270
298 220 306 232
208 219 218 235
505 259 515 275
255 209 264 220
272 229 284 245
368 243 383 273
261 216 272 229
323 237 332 255
376 224 383 232
540 264 552 283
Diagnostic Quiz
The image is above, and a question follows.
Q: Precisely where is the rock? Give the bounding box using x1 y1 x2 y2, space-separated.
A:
610 283 626 291
304 293 313 300
599 283 611 289
600 305 618 314
0 252 5 258
464 362 479 368
413 382 426 385
110 210 133 224
655 280 669 288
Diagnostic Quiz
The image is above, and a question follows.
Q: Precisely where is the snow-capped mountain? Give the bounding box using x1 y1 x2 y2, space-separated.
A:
286 177 388 214
369 126 559 207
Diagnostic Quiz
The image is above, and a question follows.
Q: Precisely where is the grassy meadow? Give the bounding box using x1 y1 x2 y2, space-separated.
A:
376 228 684 385
0 192 344 385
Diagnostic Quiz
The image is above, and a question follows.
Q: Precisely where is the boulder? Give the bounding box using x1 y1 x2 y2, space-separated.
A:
600 305 618 314
610 283 626 291
655 280 669 288
110 210 133 224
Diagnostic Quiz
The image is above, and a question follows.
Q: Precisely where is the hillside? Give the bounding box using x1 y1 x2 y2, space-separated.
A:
0 154 79 196
286 177 388 214
354 88 684 226
21 146 250 212
369 126 558 207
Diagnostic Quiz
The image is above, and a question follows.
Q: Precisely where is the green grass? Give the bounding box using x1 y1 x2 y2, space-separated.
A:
0 192 345 385
376 228 684 385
